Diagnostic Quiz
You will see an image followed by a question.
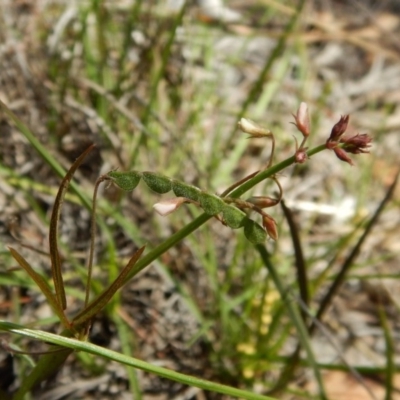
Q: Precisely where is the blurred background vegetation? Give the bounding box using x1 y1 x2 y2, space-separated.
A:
1 0 400 398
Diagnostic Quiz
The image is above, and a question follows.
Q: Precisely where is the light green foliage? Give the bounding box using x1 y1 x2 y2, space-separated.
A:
198 192 226 215
106 170 268 243
142 171 173 194
172 180 201 201
243 219 268 244
108 171 142 191
221 204 247 229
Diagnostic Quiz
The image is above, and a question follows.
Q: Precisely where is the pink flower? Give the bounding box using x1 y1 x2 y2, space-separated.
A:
153 197 188 216
294 147 308 164
292 102 310 137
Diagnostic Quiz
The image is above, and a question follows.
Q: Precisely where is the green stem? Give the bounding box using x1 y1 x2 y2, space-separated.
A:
124 143 327 282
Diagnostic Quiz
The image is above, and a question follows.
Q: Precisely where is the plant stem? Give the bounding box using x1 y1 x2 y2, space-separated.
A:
124 143 327 283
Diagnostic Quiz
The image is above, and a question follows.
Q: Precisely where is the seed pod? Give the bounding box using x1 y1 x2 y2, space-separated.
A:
221 204 246 229
198 192 225 215
107 171 142 191
243 219 267 244
142 171 172 194
172 180 200 202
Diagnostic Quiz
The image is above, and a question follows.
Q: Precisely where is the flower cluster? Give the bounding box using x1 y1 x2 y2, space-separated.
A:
153 105 372 244
291 103 372 166
326 115 372 165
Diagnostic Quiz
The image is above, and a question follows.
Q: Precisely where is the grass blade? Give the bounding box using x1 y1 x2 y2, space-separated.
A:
49 145 95 310
0 98 91 209
314 167 400 327
256 245 327 399
72 246 145 327
0 321 278 400
280 199 309 313
8 247 70 329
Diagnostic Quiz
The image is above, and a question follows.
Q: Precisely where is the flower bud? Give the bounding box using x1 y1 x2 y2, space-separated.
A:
262 214 278 241
292 102 310 137
238 118 272 138
246 196 279 209
294 147 308 164
153 197 188 216
328 115 349 142
333 147 354 166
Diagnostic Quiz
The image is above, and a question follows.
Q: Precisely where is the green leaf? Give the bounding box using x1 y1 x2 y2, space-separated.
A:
0 321 277 400
172 180 200 201
49 145 95 310
8 248 71 329
198 192 225 215
221 204 246 229
107 170 142 191
13 344 73 400
72 246 145 327
243 219 267 244
142 171 172 194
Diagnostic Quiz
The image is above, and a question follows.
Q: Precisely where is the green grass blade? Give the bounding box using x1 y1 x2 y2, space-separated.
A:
379 304 394 400
0 321 278 400
72 246 145 327
226 0 306 148
8 247 70 329
256 245 327 399
0 98 92 210
48 145 95 310
12 345 73 400
314 167 400 327
113 314 142 399
280 199 309 312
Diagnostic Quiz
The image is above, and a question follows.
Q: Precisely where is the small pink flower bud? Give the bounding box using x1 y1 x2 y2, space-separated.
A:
247 196 279 209
292 102 310 137
262 214 278 241
333 147 354 166
327 115 349 143
153 197 187 216
294 147 308 164
238 118 272 138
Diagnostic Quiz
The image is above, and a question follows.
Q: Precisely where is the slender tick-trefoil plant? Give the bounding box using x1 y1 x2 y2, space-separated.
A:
4 102 372 398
